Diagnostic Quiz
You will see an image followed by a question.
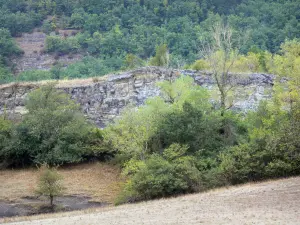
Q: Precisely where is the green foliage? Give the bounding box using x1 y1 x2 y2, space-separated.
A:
0 64 14 84
36 164 65 206
0 83 102 167
1 0 300 62
107 73 300 204
117 144 201 203
1 0 300 83
189 59 209 71
45 35 80 55
217 98 300 185
106 76 213 161
124 54 144 69
149 44 169 67
60 56 123 79
17 70 52 82
156 75 210 109
0 115 12 166
0 28 23 58
1 0 300 204
155 102 222 155
108 76 249 203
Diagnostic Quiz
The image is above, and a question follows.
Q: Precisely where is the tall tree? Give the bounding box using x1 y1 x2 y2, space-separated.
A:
200 22 241 116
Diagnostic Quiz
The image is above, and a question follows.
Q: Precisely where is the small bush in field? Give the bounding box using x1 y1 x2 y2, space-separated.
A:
36 164 65 207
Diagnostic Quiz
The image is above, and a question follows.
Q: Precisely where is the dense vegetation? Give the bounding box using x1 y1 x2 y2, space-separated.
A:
0 39 300 203
0 83 105 167
110 73 300 203
0 0 300 205
0 0 300 83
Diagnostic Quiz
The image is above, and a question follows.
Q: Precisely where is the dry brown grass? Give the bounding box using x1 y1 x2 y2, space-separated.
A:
14 32 45 56
0 162 123 204
2 176 300 225
0 75 109 90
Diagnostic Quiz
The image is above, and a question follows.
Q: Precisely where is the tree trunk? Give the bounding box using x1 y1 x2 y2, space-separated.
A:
50 195 54 206
220 90 226 117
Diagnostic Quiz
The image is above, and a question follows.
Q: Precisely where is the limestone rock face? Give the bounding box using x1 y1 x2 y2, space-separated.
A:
0 67 275 127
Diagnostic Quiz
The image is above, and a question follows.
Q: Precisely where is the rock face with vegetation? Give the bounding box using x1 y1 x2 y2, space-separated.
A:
11 31 82 73
0 67 274 127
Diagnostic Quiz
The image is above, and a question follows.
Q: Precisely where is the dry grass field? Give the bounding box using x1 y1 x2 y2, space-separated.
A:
0 163 122 204
2 176 300 225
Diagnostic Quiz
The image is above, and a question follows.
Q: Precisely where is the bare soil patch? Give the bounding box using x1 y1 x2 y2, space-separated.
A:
12 31 83 73
2 176 300 225
0 196 108 218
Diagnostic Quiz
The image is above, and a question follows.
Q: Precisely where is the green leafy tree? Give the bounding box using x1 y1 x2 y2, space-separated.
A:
2 83 95 166
0 28 23 58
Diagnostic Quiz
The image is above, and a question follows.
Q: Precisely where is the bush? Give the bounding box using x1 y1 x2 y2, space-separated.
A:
149 44 169 67
0 115 12 167
0 64 14 84
0 28 23 58
190 59 209 71
17 70 52 82
155 102 224 155
123 54 144 69
117 144 201 204
36 164 65 206
45 36 80 55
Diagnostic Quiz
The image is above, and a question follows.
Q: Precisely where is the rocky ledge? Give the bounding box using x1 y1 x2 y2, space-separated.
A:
0 67 275 127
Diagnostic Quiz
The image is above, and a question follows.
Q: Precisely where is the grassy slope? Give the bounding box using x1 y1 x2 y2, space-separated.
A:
0 163 122 204
2 176 300 225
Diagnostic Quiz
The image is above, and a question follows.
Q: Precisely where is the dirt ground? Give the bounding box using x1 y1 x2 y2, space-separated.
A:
2 176 300 225
0 163 123 218
0 163 122 204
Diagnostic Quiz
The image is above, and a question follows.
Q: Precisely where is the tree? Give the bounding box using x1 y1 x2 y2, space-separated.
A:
266 40 300 113
0 28 23 58
105 76 211 161
200 22 241 116
105 100 165 161
36 164 64 207
0 114 12 164
149 44 170 67
1 83 95 166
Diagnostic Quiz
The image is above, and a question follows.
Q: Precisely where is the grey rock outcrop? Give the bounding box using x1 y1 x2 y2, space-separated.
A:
0 67 275 127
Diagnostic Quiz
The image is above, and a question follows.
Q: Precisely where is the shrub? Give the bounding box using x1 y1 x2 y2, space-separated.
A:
190 59 209 71
17 70 52 82
123 54 144 69
0 64 14 84
36 164 65 206
149 44 169 67
45 36 80 55
117 144 201 203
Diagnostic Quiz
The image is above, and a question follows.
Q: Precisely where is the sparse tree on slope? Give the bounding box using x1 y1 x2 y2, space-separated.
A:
36 164 65 207
201 22 241 116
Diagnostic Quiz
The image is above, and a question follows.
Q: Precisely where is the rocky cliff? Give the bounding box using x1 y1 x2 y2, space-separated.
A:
0 67 274 127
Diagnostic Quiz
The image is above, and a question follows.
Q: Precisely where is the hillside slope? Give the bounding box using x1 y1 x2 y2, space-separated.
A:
11 31 82 73
4 177 300 225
